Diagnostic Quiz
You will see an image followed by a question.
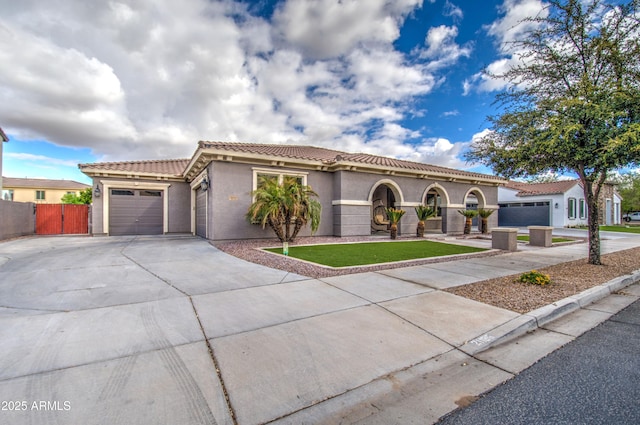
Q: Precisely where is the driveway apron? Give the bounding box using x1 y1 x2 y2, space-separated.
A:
1 234 639 424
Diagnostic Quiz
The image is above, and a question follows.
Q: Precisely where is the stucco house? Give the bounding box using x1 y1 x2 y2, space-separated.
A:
79 141 505 239
498 180 622 227
1 177 90 203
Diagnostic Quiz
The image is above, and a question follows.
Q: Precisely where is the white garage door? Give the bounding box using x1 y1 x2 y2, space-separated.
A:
109 189 163 236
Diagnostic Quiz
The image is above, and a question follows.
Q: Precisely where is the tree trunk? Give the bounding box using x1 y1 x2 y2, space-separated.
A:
464 218 472 235
268 218 286 243
417 220 425 237
582 177 603 265
390 223 398 240
481 218 489 234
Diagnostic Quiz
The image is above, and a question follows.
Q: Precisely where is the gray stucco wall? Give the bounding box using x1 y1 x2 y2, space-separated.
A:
207 161 334 241
90 177 190 235
0 200 35 240
330 171 499 236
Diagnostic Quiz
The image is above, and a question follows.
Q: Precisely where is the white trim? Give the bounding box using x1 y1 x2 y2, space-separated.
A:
251 167 308 192
464 187 487 207
422 183 451 206
397 202 422 208
484 204 500 210
368 179 405 205
190 170 209 236
448 204 466 209
331 200 372 206
100 180 171 235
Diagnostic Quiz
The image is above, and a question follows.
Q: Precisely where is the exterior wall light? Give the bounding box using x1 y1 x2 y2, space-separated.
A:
94 185 101 198
200 177 209 192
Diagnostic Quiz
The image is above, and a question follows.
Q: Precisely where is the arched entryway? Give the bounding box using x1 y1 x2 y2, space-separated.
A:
463 187 488 232
422 184 450 233
369 180 403 234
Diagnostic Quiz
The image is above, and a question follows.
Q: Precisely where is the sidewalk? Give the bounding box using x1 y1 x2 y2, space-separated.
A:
0 234 639 425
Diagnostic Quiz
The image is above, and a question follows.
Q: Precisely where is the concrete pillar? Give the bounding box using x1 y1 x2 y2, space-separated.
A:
528 226 553 247
492 227 518 251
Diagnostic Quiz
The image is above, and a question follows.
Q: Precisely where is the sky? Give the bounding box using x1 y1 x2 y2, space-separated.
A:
0 0 549 184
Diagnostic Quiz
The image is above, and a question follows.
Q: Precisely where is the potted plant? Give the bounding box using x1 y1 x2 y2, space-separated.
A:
457 209 478 235
415 205 436 237
385 207 406 240
477 209 495 234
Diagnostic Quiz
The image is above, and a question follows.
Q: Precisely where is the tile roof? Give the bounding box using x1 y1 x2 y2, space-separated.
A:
0 127 7 142
198 141 503 181
79 159 190 177
2 177 90 190
504 179 580 196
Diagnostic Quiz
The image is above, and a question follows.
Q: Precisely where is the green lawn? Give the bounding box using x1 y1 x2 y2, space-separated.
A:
517 235 574 243
264 240 486 267
599 225 640 234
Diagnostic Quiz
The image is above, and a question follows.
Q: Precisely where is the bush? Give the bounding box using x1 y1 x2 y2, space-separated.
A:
518 270 551 286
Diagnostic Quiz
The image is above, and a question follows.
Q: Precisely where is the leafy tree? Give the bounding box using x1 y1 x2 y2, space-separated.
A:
466 0 640 264
617 171 640 212
61 188 92 204
246 176 321 243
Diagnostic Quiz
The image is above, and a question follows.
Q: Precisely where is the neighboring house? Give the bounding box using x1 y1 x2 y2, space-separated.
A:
498 180 622 227
79 141 505 239
1 177 90 203
0 127 8 192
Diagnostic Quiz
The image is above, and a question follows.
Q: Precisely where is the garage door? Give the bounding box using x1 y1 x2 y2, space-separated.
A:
195 187 207 238
109 189 163 235
498 202 550 227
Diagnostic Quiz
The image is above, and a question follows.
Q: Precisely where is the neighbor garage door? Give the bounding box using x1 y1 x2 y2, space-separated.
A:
498 202 550 227
109 189 164 235
195 187 207 238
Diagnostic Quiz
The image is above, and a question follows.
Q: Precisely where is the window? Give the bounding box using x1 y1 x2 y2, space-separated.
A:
426 189 442 217
579 198 586 219
36 190 45 200
112 189 134 196
2 189 13 201
568 197 577 220
140 190 162 197
252 168 308 192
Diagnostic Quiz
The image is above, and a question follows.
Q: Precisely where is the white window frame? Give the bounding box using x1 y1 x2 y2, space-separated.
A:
579 198 586 219
35 190 45 200
251 167 308 193
568 197 577 220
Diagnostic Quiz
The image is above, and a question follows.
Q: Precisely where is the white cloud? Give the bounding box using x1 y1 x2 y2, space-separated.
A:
0 0 475 171
405 137 470 169
272 0 422 60
419 25 472 71
464 0 547 94
5 153 81 168
443 1 464 21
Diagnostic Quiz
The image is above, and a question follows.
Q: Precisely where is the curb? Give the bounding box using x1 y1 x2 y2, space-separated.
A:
459 268 640 355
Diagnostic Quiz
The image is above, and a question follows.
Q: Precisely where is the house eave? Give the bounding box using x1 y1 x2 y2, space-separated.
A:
184 147 506 185
80 168 184 182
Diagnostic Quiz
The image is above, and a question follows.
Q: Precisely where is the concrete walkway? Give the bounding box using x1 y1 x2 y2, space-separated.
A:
0 232 639 425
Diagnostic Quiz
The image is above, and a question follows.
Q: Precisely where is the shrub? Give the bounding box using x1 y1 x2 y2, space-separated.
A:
518 270 551 286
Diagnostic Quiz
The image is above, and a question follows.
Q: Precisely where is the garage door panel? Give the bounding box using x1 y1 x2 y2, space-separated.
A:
109 189 163 236
498 203 550 227
195 188 206 238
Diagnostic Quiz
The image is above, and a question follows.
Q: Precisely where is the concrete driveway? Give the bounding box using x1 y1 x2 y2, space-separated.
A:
1 235 638 424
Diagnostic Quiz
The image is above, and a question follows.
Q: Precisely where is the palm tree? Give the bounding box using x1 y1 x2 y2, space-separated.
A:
246 176 322 243
385 207 405 240
458 209 478 235
477 209 495 234
415 205 436 237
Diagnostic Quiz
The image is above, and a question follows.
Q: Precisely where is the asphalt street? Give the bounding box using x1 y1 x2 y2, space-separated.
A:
437 297 640 425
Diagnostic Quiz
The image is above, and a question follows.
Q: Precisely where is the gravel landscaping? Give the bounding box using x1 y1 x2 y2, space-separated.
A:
447 247 640 313
214 236 640 314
